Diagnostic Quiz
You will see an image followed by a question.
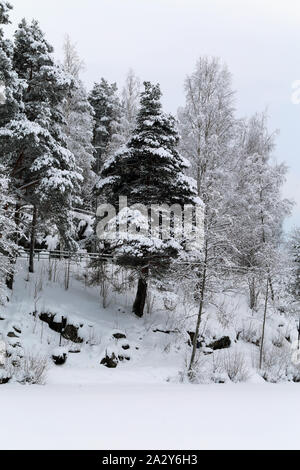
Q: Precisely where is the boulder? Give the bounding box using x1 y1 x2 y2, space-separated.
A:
0 375 10 385
100 352 118 368
52 349 68 366
187 331 203 349
7 331 19 338
39 313 83 344
207 336 231 351
113 332 127 340
118 355 130 362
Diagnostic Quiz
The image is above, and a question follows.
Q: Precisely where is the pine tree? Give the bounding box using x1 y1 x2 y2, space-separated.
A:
89 78 122 175
0 165 19 302
0 1 26 289
2 19 82 272
0 1 24 127
97 82 201 317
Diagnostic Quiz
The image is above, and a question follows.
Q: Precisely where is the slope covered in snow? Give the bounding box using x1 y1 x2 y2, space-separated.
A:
0 258 299 449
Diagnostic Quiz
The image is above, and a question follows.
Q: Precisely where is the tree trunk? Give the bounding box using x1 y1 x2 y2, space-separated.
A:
133 274 148 318
5 260 14 291
259 278 269 369
5 202 21 291
268 274 275 303
29 205 37 274
188 240 208 378
249 276 258 311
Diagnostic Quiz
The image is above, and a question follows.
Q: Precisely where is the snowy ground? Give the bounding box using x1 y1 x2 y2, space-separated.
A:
0 382 299 450
1 258 300 449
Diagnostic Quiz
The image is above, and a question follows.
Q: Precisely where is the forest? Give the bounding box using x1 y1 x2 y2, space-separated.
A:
0 0 300 401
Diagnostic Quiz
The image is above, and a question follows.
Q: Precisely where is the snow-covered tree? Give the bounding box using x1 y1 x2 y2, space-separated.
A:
62 35 95 210
0 165 19 302
0 1 24 126
287 227 300 302
89 78 122 175
0 1 26 289
178 57 238 375
178 57 236 196
97 81 201 317
3 19 82 272
229 113 292 309
120 69 140 142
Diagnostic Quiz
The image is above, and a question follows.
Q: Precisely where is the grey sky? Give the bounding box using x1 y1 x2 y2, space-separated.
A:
5 0 300 229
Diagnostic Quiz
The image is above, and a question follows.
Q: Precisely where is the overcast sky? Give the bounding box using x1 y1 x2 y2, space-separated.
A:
5 0 300 229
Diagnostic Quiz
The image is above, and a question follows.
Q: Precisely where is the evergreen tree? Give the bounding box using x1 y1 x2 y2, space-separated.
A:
89 78 122 175
97 82 201 317
0 1 26 289
0 165 19 302
1 19 82 272
0 1 24 127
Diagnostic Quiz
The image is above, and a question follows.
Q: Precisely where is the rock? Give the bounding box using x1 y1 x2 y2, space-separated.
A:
13 327 21 334
39 313 83 344
207 336 231 351
100 352 118 368
118 355 130 362
187 331 203 349
113 332 127 340
122 344 130 350
153 329 178 334
0 375 10 385
63 324 83 344
9 342 22 349
7 332 19 338
52 352 67 366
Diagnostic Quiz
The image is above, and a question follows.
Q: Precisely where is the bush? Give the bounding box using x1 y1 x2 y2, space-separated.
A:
257 343 294 383
214 349 250 383
17 352 48 385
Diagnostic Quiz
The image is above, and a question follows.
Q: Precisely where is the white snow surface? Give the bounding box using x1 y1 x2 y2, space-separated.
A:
0 382 299 450
0 258 299 449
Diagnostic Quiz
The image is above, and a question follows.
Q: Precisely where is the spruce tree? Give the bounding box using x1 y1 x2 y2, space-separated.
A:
0 1 24 126
2 19 82 272
0 165 19 302
89 78 122 175
98 82 201 317
0 1 26 289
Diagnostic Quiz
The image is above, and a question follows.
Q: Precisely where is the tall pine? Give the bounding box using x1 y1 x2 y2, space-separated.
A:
89 78 122 176
3 19 82 272
98 82 201 317
0 1 26 290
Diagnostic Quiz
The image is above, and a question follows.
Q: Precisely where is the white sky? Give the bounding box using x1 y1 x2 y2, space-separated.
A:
5 0 300 228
